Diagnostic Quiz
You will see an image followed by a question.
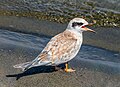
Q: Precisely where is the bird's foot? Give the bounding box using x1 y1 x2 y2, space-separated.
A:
64 63 76 72
64 68 76 72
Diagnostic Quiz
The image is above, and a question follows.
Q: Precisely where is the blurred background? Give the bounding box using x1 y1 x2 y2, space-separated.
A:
0 0 120 27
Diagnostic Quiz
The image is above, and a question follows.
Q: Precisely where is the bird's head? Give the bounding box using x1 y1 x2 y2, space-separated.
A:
67 18 95 33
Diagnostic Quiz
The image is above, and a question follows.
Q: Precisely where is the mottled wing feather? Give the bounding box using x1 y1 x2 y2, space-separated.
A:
38 30 78 64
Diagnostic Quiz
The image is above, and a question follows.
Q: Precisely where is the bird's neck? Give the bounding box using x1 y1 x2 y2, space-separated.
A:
66 29 83 38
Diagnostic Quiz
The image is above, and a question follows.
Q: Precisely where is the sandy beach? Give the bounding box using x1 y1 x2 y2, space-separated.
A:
0 16 120 87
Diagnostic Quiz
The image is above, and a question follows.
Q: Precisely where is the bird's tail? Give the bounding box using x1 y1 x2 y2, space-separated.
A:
13 61 52 71
13 62 32 71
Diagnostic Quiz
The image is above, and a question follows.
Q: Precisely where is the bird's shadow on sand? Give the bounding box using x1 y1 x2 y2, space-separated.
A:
6 64 65 80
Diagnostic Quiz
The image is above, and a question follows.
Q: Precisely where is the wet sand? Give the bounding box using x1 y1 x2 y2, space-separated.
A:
0 38 120 87
0 16 120 87
0 16 120 52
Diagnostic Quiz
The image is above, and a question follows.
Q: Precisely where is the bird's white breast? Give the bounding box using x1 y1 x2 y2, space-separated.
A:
66 30 83 60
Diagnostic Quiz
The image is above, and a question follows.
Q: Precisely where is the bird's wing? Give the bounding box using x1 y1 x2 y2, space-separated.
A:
32 30 78 65
41 30 78 61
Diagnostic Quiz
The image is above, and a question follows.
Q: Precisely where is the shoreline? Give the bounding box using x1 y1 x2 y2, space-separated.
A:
0 16 120 52
0 0 120 27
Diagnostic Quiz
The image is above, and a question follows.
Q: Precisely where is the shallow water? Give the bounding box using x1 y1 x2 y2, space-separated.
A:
0 29 120 74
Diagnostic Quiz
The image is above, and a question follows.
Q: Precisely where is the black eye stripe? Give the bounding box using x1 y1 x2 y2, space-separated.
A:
77 22 84 25
72 22 84 27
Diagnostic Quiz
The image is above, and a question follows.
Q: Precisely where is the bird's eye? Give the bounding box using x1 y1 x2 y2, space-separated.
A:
72 22 83 27
77 22 84 26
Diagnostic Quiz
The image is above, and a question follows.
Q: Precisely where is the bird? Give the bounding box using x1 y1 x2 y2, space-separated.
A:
13 18 95 72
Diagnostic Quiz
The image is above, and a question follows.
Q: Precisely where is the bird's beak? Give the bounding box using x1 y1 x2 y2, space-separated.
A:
81 23 96 33
83 27 96 33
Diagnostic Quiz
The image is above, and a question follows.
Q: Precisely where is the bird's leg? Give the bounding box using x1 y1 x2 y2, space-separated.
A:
64 62 75 72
